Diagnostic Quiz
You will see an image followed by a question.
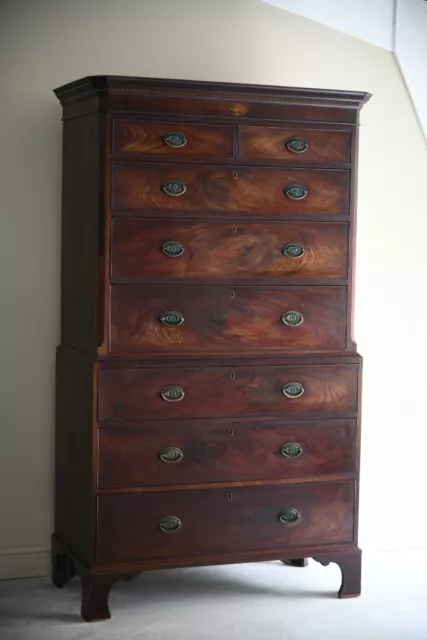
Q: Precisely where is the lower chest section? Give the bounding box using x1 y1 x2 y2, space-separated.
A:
94 357 360 565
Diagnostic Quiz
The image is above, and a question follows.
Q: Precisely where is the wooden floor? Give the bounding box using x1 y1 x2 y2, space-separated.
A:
0 550 425 639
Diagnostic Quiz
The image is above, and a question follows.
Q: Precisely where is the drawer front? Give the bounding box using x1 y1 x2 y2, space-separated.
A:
240 127 351 163
97 481 355 561
98 419 356 488
98 364 358 422
113 120 233 158
111 219 348 282
112 163 350 216
110 285 347 355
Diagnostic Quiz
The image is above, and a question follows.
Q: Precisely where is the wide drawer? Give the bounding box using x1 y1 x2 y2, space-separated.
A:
110 285 347 355
112 163 350 216
111 219 348 282
113 120 233 158
240 126 351 163
98 419 356 488
98 363 358 422
96 481 355 562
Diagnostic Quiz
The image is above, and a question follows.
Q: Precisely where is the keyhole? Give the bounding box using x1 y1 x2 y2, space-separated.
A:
231 372 236 380
229 493 233 500
232 226 237 233
230 429 234 435
233 172 238 179
230 291 235 299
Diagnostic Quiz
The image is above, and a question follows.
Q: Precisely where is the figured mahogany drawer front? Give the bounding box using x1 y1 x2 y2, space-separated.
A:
240 127 351 163
113 120 234 158
112 163 350 216
96 481 355 562
111 219 348 282
110 285 347 355
98 419 356 489
98 364 358 423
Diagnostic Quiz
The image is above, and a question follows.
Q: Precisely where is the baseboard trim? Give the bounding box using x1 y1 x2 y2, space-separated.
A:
0 546 50 579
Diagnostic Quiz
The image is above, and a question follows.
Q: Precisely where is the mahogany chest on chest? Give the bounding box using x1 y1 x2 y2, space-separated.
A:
52 76 370 621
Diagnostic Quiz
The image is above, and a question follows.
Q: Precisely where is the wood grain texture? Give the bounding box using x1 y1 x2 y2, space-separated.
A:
53 77 369 619
347 126 360 352
112 163 350 216
111 219 349 283
98 353 361 369
109 285 347 355
55 76 369 123
240 127 350 163
96 481 355 562
60 113 104 353
81 575 115 621
97 418 356 488
98 363 359 423
55 347 95 564
107 95 360 125
113 120 233 158
55 76 369 107
314 548 362 598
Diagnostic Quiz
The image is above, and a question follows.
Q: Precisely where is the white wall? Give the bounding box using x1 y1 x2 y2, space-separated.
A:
1 0 427 578
395 0 427 140
262 0 395 49
263 0 427 141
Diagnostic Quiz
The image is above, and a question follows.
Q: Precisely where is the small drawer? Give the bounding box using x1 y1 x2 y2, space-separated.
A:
109 285 347 355
98 419 356 488
96 481 355 562
111 219 348 283
112 163 350 217
240 127 351 163
98 363 358 423
113 120 233 158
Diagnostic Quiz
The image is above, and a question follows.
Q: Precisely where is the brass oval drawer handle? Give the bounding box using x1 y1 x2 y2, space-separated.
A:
285 184 308 200
280 442 303 458
282 382 305 399
278 508 301 525
281 310 304 327
162 180 187 196
159 447 184 463
163 131 188 148
282 242 305 259
161 385 185 402
285 137 309 154
162 241 185 258
160 311 184 327
158 515 182 533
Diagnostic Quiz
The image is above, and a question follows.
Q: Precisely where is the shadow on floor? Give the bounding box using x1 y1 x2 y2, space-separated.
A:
0 562 338 627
